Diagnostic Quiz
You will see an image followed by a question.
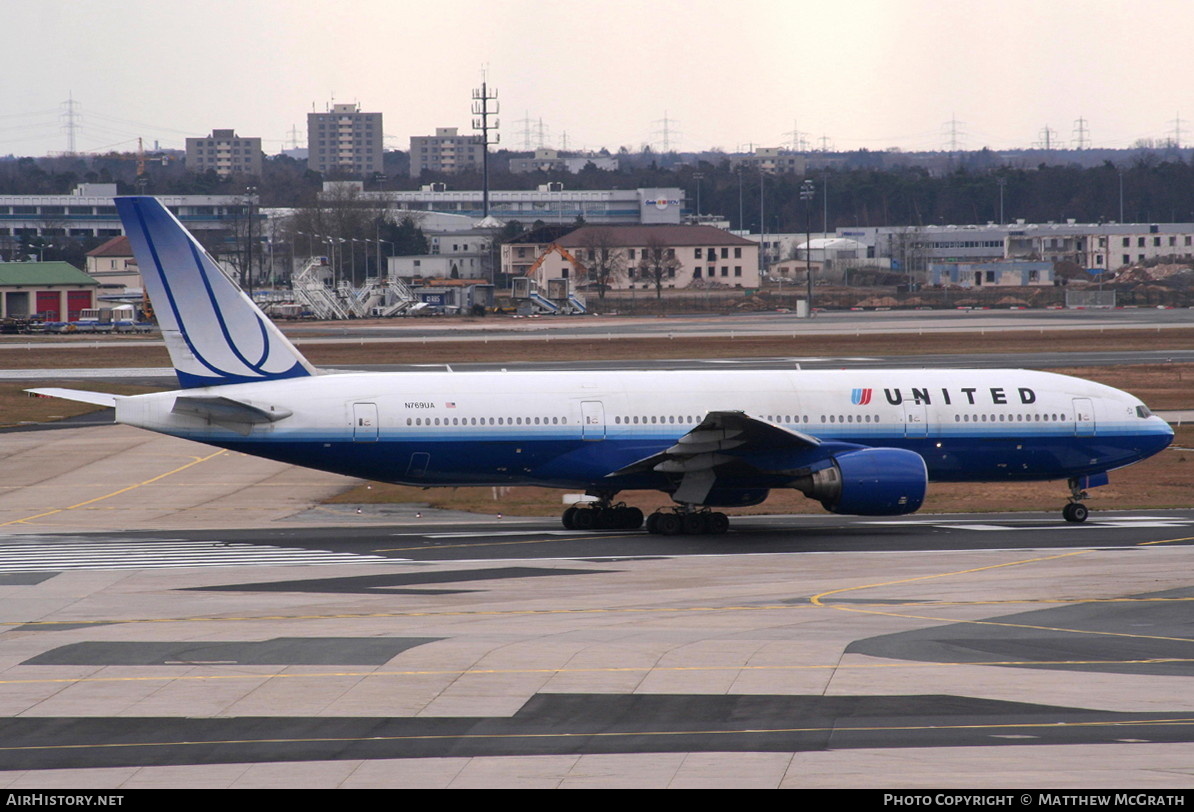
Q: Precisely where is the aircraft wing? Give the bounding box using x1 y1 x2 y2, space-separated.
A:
608 410 822 503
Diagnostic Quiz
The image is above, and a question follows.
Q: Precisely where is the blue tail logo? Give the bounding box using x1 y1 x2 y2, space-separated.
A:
116 196 315 389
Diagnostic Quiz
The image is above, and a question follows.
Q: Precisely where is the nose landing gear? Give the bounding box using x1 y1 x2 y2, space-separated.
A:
1062 477 1089 523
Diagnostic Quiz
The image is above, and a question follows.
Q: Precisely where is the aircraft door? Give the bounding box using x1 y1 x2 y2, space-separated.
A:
352 402 379 442
903 403 928 438
581 401 606 441
406 452 430 478
1073 398 1095 437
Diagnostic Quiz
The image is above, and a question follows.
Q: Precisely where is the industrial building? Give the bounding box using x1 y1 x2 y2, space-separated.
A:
0 262 97 321
0 184 261 242
348 185 686 225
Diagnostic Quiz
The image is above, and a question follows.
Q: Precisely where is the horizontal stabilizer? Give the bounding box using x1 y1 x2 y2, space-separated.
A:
171 395 293 425
25 388 123 408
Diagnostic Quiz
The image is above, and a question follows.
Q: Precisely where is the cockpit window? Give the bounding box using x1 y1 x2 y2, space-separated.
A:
1136 405 1153 418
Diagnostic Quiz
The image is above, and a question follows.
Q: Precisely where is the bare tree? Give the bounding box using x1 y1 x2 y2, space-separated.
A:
635 234 681 311
286 183 383 285
575 227 626 300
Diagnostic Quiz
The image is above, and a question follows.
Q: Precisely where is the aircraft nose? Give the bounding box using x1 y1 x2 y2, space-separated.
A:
1146 416 1175 453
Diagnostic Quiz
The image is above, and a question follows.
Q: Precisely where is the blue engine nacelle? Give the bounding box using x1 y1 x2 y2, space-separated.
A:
798 447 927 516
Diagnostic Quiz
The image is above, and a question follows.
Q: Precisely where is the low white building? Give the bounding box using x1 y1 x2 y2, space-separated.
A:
84 236 140 292
509 148 620 174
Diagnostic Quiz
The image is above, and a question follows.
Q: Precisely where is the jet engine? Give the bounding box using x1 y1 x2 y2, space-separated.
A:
793 447 927 516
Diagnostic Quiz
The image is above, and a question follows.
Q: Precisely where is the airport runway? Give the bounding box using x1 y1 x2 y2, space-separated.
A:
3 426 1194 787
2 311 1193 787
4 348 1194 390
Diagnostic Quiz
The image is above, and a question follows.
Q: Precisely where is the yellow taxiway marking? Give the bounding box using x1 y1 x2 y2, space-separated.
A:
0 449 228 527
808 534 1194 645
3 656 1194 688
374 534 640 553
1138 533 1194 547
8 594 1194 631
6 716 1194 755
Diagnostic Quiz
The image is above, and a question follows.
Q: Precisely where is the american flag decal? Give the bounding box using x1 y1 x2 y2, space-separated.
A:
445 402 456 408
851 388 872 405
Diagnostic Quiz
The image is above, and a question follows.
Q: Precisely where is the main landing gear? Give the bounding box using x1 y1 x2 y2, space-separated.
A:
562 501 644 530
1062 477 1089 523
559 494 730 535
645 507 729 536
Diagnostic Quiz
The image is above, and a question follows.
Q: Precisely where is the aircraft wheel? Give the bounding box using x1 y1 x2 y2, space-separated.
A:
562 506 578 530
1063 503 1089 523
594 507 617 530
681 513 707 535
619 506 644 530
706 512 730 535
654 512 682 536
573 508 596 530
646 512 661 534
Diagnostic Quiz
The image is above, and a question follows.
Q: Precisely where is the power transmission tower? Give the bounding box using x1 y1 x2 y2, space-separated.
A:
1034 125 1057 150
514 111 535 150
60 93 81 155
1168 112 1187 148
784 120 808 152
942 114 966 153
471 72 500 218
652 111 680 152
1072 117 1090 149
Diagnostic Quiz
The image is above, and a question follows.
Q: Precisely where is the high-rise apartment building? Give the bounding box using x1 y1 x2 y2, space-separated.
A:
307 103 384 177
185 129 263 177
409 127 485 176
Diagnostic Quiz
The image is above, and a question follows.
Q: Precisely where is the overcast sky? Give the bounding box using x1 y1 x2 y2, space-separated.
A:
3 0 1190 157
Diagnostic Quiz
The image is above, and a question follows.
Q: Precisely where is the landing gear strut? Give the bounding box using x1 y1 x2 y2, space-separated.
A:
1062 477 1089 523
562 494 644 531
646 506 730 536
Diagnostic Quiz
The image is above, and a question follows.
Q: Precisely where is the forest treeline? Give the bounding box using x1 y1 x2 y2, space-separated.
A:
3 147 1194 235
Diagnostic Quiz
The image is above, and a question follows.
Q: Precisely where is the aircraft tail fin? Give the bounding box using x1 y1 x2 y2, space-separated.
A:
115 196 316 389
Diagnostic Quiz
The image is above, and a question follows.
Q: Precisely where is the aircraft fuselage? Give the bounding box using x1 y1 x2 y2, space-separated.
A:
114 367 1173 494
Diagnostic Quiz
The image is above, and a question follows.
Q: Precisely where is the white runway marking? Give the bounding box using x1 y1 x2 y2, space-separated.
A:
861 515 1194 531
0 536 389 572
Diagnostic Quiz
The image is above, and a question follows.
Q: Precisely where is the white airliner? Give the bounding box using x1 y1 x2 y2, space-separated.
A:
31 197 1174 534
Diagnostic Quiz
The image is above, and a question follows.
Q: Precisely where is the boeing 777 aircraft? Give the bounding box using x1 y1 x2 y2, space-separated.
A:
31 197 1174 534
